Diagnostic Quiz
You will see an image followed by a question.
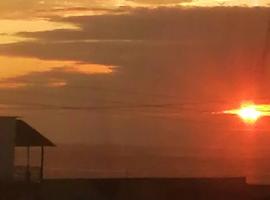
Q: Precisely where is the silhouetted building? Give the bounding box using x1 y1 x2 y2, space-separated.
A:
0 117 54 183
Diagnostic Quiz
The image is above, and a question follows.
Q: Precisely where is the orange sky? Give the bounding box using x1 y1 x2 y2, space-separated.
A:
7 1 270 186
0 1 270 146
182 0 268 7
0 0 268 17
2 1 270 183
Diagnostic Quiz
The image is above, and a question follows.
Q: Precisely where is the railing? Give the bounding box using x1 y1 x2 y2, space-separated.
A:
13 166 41 182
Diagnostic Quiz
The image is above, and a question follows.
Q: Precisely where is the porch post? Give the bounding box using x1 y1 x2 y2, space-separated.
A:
26 145 30 182
40 146 44 182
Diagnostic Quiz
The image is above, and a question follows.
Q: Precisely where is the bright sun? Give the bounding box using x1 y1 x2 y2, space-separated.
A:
222 102 268 124
219 101 270 124
237 104 262 123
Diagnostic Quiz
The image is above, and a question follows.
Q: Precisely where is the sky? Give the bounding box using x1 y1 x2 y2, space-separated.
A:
2 0 270 150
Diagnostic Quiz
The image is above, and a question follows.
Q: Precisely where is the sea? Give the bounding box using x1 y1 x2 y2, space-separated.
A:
14 144 270 185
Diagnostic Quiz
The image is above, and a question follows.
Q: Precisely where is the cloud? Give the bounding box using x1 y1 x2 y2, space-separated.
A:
35 6 128 17
6 7 270 80
0 0 267 18
0 0 125 18
0 63 115 88
2 8 270 96
17 7 268 42
127 0 192 5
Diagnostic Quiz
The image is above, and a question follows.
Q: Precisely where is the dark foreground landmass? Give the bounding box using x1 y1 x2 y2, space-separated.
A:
1 177 270 200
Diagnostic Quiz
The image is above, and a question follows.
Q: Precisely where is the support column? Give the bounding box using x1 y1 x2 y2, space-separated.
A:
26 146 30 182
40 146 44 182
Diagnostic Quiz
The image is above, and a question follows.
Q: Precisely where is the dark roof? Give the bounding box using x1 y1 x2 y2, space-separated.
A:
15 120 55 147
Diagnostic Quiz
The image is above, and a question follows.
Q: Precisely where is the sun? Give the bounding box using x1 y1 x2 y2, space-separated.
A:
222 102 265 124
237 104 262 124
220 102 270 124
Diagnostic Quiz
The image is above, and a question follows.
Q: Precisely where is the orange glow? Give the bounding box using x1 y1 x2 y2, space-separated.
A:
223 102 270 124
0 56 116 89
0 56 115 79
0 19 78 44
181 0 267 7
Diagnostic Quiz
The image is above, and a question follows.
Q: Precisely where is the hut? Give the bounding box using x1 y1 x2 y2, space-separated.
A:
0 117 54 183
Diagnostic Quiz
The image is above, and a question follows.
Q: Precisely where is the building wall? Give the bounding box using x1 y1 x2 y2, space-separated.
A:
0 117 16 182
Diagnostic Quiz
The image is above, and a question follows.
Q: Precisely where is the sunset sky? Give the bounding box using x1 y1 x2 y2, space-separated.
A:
2 0 270 151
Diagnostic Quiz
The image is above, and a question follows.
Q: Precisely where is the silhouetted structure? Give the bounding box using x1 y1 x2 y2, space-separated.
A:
0 117 55 183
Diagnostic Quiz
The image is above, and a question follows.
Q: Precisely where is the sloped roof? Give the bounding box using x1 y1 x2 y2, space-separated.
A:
15 120 55 147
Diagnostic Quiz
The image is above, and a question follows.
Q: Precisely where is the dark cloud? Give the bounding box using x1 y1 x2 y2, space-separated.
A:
6 8 270 98
18 7 269 42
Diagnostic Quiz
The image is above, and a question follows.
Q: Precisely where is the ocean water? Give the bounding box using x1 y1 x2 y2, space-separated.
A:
14 144 270 185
